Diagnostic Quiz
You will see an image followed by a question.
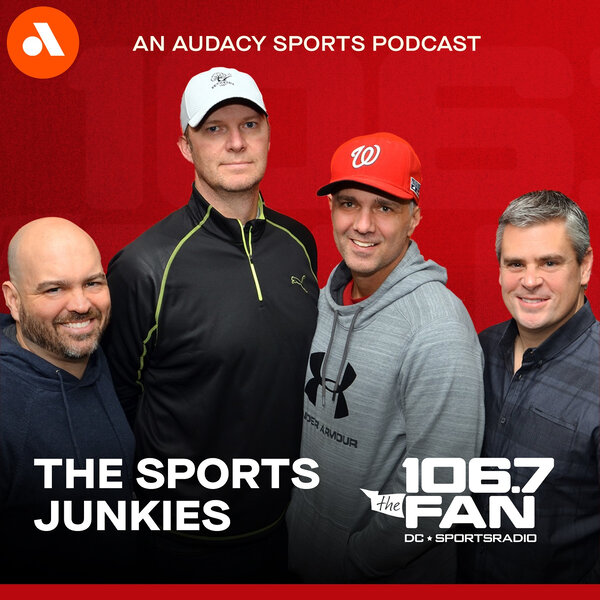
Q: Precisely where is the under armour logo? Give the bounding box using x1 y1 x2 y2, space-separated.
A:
211 72 233 88
351 144 381 169
305 352 356 419
291 274 308 293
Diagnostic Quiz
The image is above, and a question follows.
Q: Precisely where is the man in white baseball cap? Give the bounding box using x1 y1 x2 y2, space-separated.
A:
103 67 319 582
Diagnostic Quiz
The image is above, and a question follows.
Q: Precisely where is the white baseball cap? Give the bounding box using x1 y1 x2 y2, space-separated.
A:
180 67 268 132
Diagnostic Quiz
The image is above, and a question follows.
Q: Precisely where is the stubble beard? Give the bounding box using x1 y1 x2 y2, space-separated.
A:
19 306 109 361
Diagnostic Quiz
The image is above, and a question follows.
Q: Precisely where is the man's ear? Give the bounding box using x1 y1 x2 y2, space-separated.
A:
581 246 593 287
177 135 193 164
2 281 21 322
265 117 271 151
408 205 422 237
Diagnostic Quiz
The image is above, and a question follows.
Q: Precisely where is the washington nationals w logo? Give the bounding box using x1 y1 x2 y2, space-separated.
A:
351 144 381 168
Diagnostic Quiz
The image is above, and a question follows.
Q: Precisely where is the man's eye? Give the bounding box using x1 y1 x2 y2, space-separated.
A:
206 125 220 133
45 288 60 294
244 121 257 129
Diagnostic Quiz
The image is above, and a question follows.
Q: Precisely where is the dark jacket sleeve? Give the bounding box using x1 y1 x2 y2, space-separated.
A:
102 246 159 425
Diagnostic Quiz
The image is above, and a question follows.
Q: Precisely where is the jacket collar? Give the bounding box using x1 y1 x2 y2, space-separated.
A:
187 184 267 243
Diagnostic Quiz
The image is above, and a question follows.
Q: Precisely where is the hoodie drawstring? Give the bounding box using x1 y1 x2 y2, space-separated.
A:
320 313 338 407
93 383 135 497
320 306 363 407
57 369 84 468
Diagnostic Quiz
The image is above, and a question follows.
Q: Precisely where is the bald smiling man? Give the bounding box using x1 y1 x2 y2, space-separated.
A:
0 218 135 583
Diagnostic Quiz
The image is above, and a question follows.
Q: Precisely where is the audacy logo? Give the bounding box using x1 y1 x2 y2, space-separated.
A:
7 7 79 79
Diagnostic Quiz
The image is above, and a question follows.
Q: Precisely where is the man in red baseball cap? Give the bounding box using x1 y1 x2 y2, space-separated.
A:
287 132 484 582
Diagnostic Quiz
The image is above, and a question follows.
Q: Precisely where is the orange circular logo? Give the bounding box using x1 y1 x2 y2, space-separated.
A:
7 6 79 79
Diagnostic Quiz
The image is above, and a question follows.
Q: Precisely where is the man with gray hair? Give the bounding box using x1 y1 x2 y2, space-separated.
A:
460 190 599 582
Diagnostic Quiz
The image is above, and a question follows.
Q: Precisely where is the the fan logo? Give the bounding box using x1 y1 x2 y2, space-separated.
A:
351 144 381 169
7 7 79 79
362 457 554 541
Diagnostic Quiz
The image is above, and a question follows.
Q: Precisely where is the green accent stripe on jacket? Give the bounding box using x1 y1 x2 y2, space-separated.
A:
136 206 213 390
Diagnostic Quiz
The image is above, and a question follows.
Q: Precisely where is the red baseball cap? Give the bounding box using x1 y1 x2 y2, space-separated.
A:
317 132 422 203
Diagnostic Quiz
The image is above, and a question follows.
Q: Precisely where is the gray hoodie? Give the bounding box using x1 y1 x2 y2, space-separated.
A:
287 241 484 582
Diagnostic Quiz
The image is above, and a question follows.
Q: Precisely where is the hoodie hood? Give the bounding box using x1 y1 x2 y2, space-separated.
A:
0 313 103 391
0 313 134 481
326 241 447 322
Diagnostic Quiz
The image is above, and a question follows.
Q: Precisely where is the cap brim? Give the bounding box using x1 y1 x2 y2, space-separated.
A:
317 178 415 201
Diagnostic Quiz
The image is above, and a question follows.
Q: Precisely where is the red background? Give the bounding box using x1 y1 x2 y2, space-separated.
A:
2 0 599 332
2 0 600 596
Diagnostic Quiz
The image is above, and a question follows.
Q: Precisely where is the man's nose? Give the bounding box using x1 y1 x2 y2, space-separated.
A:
65 288 93 314
226 128 246 151
353 208 375 233
522 266 542 288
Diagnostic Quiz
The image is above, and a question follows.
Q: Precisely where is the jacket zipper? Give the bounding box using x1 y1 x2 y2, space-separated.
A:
239 221 263 302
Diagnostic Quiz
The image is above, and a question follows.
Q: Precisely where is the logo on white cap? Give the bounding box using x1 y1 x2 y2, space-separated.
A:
210 72 233 88
351 144 381 169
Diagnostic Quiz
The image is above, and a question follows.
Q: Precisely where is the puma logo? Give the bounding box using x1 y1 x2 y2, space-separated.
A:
291 274 308 293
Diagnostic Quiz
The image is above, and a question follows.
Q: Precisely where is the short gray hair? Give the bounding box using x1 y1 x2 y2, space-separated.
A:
495 190 590 264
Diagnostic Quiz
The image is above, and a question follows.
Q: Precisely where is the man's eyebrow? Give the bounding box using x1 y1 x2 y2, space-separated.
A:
203 112 262 127
34 272 106 292
374 196 406 206
333 194 406 205
538 254 565 262
87 272 107 281
502 254 565 264
35 279 69 292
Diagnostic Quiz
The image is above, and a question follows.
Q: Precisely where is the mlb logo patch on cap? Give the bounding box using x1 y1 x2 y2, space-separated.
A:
410 177 421 199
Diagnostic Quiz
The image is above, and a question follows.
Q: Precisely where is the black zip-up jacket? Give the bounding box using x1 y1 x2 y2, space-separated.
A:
103 186 319 538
